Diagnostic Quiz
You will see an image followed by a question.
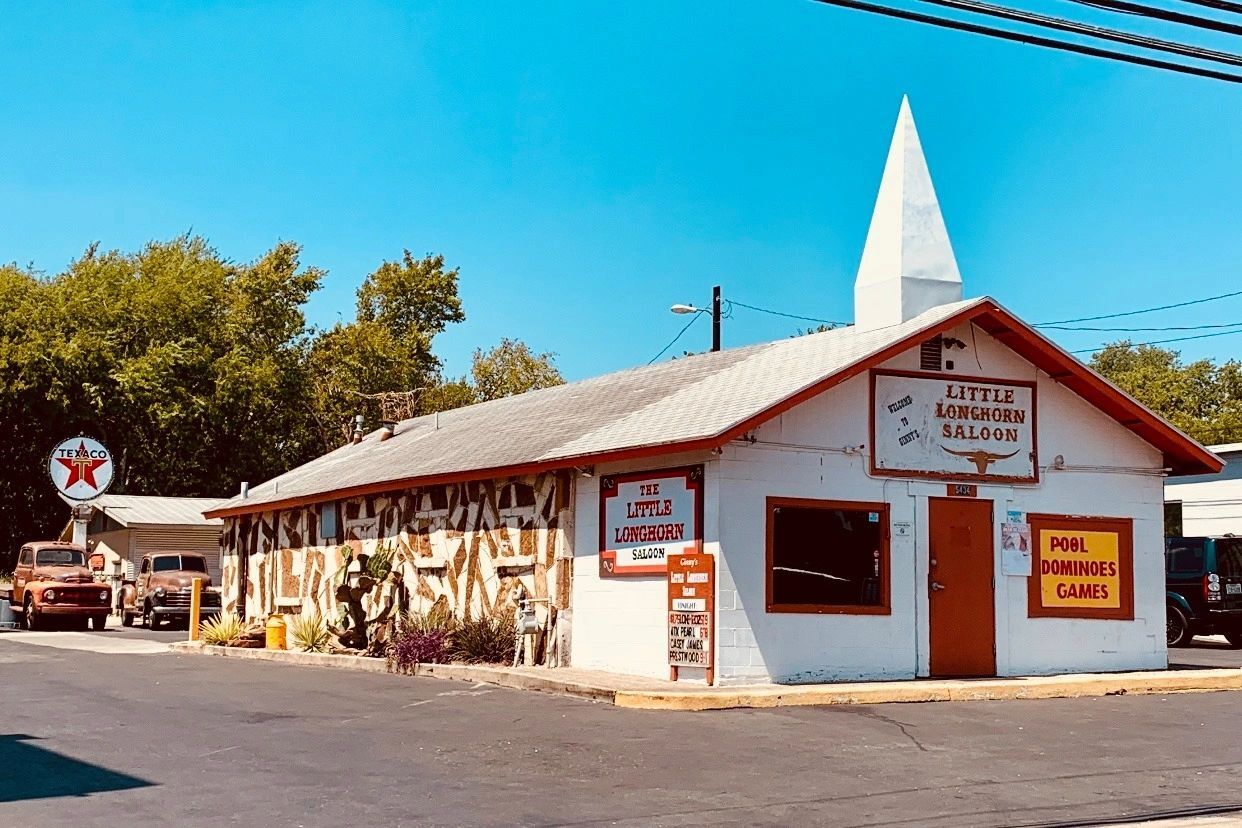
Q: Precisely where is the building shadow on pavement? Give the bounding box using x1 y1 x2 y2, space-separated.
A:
0 734 152 803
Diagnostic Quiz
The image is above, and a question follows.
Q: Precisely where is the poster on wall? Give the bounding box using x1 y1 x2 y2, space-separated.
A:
871 370 1037 482
668 552 714 683
1028 516 1134 620
599 465 703 577
1001 521 1032 576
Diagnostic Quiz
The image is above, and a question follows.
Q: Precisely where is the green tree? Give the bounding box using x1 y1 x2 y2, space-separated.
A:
0 236 325 567
470 338 564 402
423 339 564 413
305 252 465 447
1089 342 1242 445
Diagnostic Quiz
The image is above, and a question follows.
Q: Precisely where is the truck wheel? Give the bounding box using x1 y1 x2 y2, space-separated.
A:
90 614 107 631
24 597 40 631
1225 633 1242 649
1167 605 1191 647
122 611 135 627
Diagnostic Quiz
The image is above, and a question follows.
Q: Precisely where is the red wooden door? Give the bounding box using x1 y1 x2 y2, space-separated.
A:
928 498 996 677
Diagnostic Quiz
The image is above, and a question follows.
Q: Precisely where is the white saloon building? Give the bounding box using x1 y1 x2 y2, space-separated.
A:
207 100 1220 685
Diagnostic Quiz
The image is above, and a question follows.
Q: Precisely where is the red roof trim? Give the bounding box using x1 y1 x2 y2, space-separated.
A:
207 300 1221 519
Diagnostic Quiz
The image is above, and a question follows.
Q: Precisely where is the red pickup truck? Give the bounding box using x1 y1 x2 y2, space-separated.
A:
10 541 111 630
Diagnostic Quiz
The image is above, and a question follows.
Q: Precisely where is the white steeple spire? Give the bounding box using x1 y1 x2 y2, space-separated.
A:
853 96 962 331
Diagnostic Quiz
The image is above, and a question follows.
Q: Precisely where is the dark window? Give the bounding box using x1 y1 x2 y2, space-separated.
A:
35 548 86 566
18 547 33 567
1217 539 1242 578
152 555 207 573
1164 502 1183 537
1165 540 1205 575
767 499 889 613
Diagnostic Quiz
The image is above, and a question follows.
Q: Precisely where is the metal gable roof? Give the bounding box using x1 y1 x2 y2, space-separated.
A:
89 495 227 527
206 296 1221 519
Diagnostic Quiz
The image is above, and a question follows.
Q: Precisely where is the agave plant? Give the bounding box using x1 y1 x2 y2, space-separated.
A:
289 612 331 653
199 613 245 647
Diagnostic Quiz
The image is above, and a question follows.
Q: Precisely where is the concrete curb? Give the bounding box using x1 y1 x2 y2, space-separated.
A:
614 669 1242 711
168 643 1242 710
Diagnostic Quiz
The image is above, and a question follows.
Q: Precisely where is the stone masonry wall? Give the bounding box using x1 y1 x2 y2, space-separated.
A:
219 472 574 635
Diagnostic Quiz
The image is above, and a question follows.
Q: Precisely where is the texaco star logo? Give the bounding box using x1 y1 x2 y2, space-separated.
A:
48 436 114 500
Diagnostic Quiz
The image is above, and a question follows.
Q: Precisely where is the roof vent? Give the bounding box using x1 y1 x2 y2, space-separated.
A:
378 421 396 442
351 414 365 445
920 335 943 371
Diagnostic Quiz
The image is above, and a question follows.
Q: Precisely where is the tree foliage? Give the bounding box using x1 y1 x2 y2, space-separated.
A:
0 237 554 567
1089 342 1242 445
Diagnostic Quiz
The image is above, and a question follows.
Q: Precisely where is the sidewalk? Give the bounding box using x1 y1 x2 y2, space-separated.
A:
169 641 1242 710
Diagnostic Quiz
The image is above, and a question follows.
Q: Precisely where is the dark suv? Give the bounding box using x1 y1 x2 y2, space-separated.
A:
1165 536 1242 648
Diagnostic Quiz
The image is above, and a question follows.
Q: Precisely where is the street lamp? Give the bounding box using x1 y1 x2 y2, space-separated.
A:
669 285 722 352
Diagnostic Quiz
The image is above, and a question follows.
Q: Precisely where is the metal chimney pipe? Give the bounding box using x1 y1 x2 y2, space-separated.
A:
240 481 250 499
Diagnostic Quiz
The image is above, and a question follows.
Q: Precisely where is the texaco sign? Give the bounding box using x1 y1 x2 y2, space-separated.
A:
48 436 114 501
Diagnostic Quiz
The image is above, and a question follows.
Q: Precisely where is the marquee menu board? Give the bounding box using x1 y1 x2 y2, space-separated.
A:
599 465 703 577
668 552 714 683
1027 514 1134 620
871 370 1037 483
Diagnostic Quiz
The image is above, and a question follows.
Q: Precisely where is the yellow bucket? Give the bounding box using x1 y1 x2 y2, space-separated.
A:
265 614 287 650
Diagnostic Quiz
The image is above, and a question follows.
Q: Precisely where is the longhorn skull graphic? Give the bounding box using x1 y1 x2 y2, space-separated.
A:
941 446 1020 474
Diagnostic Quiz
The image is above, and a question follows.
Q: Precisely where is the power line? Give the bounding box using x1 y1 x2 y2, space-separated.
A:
1035 289 1242 325
647 312 702 364
1070 325 1242 353
918 0 1242 67
1071 0 1242 37
807 0 1242 83
728 299 847 327
1173 0 1242 15
1042 321 1242 332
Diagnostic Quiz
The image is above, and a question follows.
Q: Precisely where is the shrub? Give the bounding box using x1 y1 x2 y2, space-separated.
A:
387 628 450 673
400 605 457 637
449 616 516 665
289 612 331 653
200 613 245 647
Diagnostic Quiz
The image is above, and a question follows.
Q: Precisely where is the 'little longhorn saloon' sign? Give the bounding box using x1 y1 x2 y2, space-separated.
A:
871 370 1037 483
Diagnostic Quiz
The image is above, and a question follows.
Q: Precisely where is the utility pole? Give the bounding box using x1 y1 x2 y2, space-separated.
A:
711 285 722 352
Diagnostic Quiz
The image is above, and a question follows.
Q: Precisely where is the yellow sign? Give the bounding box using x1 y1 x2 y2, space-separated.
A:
1038 530 1121 609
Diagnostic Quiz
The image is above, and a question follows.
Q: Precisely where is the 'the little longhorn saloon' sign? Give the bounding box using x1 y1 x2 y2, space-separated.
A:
871 370 1037 482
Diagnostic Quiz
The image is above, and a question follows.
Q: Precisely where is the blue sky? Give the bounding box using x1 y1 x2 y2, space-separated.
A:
1 1 1239 381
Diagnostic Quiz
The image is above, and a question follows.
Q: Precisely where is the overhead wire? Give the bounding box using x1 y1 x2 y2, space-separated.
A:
916 0 1242 66
1171 0 1242 15
1069 0 1242 37
647 312 703 364
727 299 847 327
1070 325 1242 353
1034 288 1242 325
807 0 1242 83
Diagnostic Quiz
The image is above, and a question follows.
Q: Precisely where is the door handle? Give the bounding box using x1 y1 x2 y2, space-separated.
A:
930 581 946 592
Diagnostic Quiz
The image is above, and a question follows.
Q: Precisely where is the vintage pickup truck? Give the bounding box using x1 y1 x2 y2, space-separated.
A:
10 541 111 630
118 551 222 628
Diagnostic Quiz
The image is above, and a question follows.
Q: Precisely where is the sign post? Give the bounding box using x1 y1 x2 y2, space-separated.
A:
667 552 715 685
48 437 114 553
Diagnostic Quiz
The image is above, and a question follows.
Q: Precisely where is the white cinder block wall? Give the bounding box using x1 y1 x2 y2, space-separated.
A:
715 321 1166 684
572 450 720 681
571 322 1167 685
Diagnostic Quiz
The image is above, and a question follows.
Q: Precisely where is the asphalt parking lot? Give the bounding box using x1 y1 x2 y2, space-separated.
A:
4 633 1242 827
1169 636 1242 669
